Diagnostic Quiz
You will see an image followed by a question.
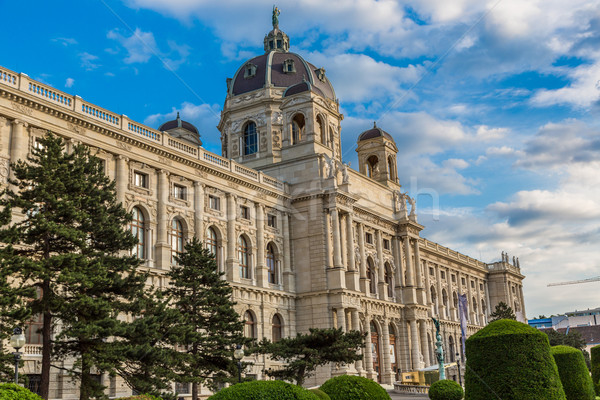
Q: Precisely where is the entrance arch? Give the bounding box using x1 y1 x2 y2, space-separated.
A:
370 321 381 382
389 323 399 381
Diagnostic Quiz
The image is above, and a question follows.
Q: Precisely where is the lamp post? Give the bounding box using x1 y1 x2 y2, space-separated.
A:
233 345 244 384
10 327 26 385
456 352 462 387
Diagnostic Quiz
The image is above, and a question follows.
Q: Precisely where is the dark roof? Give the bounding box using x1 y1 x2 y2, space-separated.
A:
357 123 395 142
283 81 325 98
230 51 335 100
158 115 199 135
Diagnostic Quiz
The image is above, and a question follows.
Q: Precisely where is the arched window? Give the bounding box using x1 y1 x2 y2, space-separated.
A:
449 335 455 362
170 218 184 264
291 114 305 144
130 207 145 259
206 227 218 262
367 155 379 178
367 258 377 294
370 322 381 382
267 243 277 284
316 115 325 144
243 122 257 155
238 236 249 279
244 311 255 339
385 263 394 298
272 314 282 342
387 156 396 181
329 128 334 147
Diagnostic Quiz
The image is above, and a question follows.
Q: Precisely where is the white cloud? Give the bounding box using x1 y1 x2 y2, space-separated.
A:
52 37 78 46
530 61 600 108
79 52 100 70
65 78 75 88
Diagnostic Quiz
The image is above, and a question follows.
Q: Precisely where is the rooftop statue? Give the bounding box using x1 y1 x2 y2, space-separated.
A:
272 5 281 29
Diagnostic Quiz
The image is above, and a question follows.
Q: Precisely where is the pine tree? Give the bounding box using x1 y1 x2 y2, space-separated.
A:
255 327 366 385
0 133 146 400
489 301 516 322
162 238 246 400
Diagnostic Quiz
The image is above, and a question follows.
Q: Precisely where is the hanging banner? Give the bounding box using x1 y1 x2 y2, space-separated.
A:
458 293 469 356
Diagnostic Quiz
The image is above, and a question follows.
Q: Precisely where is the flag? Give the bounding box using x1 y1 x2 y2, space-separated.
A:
458 293 468 356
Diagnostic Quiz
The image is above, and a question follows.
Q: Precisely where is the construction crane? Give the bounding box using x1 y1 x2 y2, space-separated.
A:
547 276 600 287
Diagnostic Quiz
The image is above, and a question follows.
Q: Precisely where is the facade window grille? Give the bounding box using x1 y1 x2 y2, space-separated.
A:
131 207 145 259
238 236 249 279
171 219 184 264
267 244 277 284
134 171 148 188
243 122 258 155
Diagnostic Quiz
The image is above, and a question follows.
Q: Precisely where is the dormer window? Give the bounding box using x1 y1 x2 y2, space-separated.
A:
283 59 296 74
244 63 257 79
269 40 274 50
277 39 282 48
317 67 326 82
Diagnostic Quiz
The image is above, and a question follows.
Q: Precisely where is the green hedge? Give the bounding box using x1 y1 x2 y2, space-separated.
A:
464 319 566 400
592 344 600 395
320 375 391 400
208 380 319 400
428 379 463 400
117 395 162 400
551 345 595 400
310 388 331 400
0 383 43 400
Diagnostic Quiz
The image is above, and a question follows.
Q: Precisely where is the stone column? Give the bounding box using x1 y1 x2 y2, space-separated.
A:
409 320 422 370
331 208 343 269
466 274 475 324
435 267 444 319
282 212 293 291
324 210 332 268
419 320 431 367
328 208 345 289
364 315 375 377
404 238 414 286
115 155 128 205
9 120 28 185
256 204 267 287
193 182 204 241
345 213 359 290
337 308 346 332
358 223 368 293
381 321 394 384
155 170 170 269
485 280 491 324
226 193 236 281
340 214 347 268
352 310 364 375
519 284 526 320
424 260 432 312
376 230 386 300
414 239 425 304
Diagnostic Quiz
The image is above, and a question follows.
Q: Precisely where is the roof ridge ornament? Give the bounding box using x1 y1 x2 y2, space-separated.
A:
272 5 280 30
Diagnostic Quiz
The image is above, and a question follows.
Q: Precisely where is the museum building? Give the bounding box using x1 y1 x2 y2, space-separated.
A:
0 17 526 399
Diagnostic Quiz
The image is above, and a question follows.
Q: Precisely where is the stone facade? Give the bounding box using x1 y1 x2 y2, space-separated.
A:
0 21 525 399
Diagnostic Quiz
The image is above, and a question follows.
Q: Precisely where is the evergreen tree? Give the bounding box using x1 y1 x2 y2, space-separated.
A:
0 133 146 400
162 238 246 400
489 301 516 322
255 327 366 385
545 329 591 369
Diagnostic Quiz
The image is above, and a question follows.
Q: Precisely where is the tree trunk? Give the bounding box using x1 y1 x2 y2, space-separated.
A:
40 280 51 400
80 350 91 400
192 382 198 400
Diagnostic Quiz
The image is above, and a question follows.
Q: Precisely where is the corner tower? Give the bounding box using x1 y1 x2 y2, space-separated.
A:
356 123 400 189
218 9 344 171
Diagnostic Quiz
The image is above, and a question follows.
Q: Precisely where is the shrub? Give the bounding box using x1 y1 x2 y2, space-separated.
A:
592 344 600 395
0 383 43 400
117 395 162 400
551 345 596 400
464 319 566 400
320 375 391 400
310 388 331 400
428 379 463 400
208 380 319 400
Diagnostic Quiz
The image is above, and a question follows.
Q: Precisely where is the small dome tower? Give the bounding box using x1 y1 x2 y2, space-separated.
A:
356 122 400 188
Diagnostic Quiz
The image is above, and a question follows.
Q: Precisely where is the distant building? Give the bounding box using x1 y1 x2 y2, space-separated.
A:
530 307 600 354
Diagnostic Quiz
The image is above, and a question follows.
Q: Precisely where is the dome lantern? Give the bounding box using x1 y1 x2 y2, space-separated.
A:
264 6 289 53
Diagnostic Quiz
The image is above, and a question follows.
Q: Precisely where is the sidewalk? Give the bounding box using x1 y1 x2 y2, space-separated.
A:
387 390 428 400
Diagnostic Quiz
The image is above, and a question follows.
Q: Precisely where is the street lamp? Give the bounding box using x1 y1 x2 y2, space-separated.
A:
10 327 26 384
233 345 244 384
456 352 462 387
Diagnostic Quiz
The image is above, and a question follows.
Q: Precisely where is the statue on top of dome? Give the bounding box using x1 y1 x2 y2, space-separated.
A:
272 6 281 29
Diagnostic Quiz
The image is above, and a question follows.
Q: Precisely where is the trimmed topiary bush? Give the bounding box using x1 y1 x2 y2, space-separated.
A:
117 395 162 400
592 344 600 395
428 379 463 400
551 345 595 400
320 375 391 400
0 383 43 400
310 388 331 400
208 380 319 400
464 319 566 400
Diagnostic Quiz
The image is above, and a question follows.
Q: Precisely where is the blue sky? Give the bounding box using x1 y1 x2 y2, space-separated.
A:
3 0 600 318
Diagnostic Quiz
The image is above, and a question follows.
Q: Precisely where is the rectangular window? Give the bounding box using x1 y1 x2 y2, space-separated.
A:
441 271 446 279
26 375 42 396
383 239 390 250
134 171 148 188
240 205 250 219
480 283 484 291
461 277 466 286
209 195 220 211
268 214 277 228
175 382 190 395
451 274 456 283
471 280 475 288
173 184 186 200
365 232 373 244
429 267 434 275
33 138 44 150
